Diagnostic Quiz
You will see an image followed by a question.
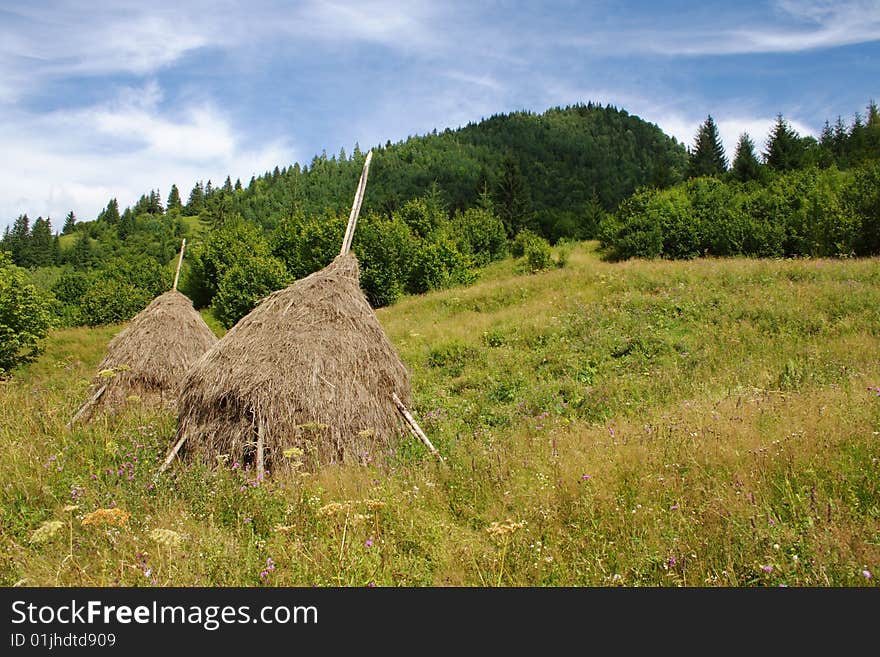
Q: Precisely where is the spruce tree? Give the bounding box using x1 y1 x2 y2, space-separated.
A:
30 216 54 266
99 198 120 224
764 114 804 171
186 182 205 215
62 210 76 235
731 133 762 182
9 214 32 267
686 115 727 178
167 184 182 211
494 156 533 237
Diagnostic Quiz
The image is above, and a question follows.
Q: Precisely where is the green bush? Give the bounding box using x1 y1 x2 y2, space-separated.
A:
0 254 53 374
452 207 508 266
271 211 345 280
185 219 271 308
354 213 416 308
407 234 475 294
79 277 151 326
212 254 290 328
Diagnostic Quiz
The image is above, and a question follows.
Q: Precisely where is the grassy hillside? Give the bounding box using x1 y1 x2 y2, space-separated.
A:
2 243 878 586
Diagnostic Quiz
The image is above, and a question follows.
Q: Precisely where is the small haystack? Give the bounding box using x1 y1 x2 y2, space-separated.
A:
69 242 218 425
174 251 411 472
164 151 436 476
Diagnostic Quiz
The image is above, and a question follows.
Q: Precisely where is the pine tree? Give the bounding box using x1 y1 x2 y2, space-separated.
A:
167 184 182 211
731 133 763 182
686 115 727 178
30 216 54 266
99 198 120 224
118 207 135 239
186 182 205 215
234 178 243 192
9 214 32 267
494 156 533 237
764 114 804 171
62 210 77 235
222 176 233 194
71 230 93 270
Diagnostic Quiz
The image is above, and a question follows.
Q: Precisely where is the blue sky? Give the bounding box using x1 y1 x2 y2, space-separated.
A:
1 0 878 231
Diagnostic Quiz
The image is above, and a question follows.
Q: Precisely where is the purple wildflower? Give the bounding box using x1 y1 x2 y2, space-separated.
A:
761 565 774 573
365 537 374 548
862 569 872 580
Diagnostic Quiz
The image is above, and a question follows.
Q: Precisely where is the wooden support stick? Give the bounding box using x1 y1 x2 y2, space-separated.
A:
392 392 445 463
173 238 186 291
66 385 107 428
156 430 188 475
256 416 266 480
340 151 373 256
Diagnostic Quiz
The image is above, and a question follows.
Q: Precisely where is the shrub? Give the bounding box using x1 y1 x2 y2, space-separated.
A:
79 277 151 326
212 254 290 328
407 234 475 294
0 254 53 374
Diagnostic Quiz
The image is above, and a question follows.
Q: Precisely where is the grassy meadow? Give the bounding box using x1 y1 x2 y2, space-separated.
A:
2 241 879 586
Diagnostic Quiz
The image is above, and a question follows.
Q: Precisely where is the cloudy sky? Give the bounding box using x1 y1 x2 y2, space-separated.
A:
1 0 878 231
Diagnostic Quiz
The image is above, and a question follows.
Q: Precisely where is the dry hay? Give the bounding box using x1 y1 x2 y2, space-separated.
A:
86 290 218 416
175 253 411 473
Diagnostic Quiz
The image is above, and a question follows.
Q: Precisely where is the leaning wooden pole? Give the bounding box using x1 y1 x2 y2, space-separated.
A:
392 392 445 463
156 430 189 475
66 385 107 428
256 416 266 480
340 150 373 256
172 238 186 291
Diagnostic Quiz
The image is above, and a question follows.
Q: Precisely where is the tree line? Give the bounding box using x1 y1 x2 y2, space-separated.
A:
599 102 880 260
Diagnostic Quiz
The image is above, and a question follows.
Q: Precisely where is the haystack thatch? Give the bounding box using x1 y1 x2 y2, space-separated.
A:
175 252 411 473
85 290 218 416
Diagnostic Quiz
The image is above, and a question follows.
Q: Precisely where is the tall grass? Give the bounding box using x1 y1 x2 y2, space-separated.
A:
2 242 878 586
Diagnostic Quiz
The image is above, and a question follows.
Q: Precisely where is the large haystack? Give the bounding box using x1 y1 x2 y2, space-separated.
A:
175 252 411 472
84 290 218 416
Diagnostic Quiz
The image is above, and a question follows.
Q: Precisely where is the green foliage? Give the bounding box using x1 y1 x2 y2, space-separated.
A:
602 162 880 261
0 254 52 374
212 255 290 328
353 213 416 308
452 206 507 266
598 190 663 260
184 220 272 308
271 211 345 279
764 115 805 172
407 233 476 294
512 230 554 272
731 134 763 183
687 115 728 178
79 277 152 327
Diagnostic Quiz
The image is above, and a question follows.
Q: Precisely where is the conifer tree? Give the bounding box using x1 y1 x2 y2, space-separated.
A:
494 156 533 237
686 115 727 178
167 184 182 211
764 114 804 171
731 133 763 182
62 210 76 234
30 216 54 266
99 198 120 224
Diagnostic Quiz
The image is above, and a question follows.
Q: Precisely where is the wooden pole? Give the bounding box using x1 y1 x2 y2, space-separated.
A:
156 430 188 475
172 238 186 291
392 392 445 463
66 385 107 428
256 416 266 480
340 150 373 256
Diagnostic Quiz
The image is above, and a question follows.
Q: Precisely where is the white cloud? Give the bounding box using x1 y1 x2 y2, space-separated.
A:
0 82 296 228
561 0 880 56
652 113 815 161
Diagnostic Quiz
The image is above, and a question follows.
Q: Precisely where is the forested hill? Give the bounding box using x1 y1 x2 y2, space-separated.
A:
186 102 688 241
1 102 688 333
